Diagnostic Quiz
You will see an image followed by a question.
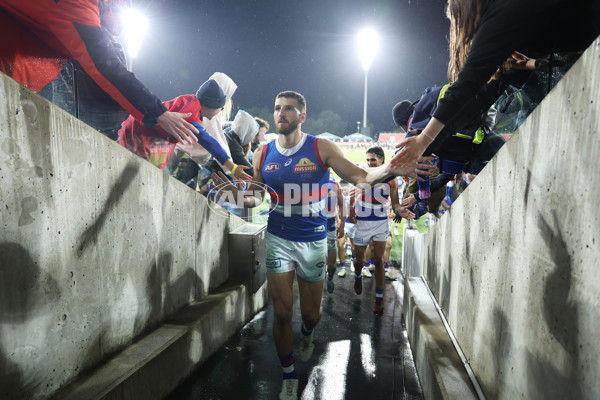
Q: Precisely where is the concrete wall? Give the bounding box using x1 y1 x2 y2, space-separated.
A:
401 223 427 277
424 38 600 399
0 73 246 399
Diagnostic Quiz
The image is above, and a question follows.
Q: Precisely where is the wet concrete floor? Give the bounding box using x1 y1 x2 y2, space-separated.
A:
166 265 423 399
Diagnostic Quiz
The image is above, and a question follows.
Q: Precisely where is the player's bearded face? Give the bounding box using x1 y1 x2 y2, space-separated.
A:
276 116 300 136
274 98 304 136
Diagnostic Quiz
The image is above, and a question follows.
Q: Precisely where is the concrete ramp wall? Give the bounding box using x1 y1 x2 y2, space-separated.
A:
423 38 600 398
0 73 248 399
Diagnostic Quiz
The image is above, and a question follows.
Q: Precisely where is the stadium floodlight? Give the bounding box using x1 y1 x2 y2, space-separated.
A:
121 8 148 69
357 29 379 136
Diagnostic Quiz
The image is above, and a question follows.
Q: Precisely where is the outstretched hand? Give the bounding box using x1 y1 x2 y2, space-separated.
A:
394 206 415 222
402 193 416 207
211 171 239 199
157 111 199 145
387 156 436 181
233 165 253 182
390 135 430 169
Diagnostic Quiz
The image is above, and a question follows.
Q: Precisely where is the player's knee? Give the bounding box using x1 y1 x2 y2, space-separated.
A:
301 310 322 330
272 306 293 326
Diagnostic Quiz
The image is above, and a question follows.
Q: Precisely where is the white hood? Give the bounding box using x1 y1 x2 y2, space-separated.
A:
210 72 237 98
230 110 259 146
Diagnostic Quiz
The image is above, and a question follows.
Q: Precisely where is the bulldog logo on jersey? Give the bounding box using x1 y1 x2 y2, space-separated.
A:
293 158 318 173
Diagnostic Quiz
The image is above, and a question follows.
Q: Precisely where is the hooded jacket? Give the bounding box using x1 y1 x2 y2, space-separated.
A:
204 110 258 176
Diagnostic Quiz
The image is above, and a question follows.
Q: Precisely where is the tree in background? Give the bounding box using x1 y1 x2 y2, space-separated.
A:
302 110 347 137
244 106 274 130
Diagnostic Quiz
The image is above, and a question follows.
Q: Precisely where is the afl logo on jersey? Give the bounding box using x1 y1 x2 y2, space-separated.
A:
264 163 280 172
293 158 318 173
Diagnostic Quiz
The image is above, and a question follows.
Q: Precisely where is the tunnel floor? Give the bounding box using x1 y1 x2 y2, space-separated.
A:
166 264 423 400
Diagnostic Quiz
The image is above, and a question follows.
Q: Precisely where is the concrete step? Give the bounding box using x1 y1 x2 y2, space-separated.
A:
402 277 480 400
51 282 268 400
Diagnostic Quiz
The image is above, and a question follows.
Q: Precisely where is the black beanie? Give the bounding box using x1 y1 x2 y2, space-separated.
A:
392 100 415 127
196 79 226 108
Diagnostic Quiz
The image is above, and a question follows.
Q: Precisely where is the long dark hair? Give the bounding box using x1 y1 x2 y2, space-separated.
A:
446 0 490 81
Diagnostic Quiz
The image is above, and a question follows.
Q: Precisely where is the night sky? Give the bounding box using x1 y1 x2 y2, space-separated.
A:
131 0 450 134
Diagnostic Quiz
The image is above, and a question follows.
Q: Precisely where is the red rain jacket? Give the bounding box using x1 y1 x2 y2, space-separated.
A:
118 95 202 169
0 0 167 127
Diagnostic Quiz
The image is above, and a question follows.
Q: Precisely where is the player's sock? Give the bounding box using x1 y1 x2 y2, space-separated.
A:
375 286 384 301
279 351 297 380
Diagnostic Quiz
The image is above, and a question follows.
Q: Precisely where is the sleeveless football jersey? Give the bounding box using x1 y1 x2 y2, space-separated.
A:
260 134 330 241
356 182 390 221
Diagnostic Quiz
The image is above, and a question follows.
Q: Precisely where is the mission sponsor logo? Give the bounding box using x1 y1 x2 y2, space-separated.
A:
264 163 280 172
293 158 318 173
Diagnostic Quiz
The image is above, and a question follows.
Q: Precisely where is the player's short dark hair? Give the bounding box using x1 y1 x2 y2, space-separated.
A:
366 146 385 161
276 91 306 113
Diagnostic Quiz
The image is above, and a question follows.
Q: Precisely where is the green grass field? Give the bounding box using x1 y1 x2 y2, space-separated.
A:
252 146 430 265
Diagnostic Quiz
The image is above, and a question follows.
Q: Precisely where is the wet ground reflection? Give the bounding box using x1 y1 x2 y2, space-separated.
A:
167 267 423 399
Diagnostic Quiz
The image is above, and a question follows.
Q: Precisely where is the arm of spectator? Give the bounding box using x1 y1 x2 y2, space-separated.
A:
433 1 543 128
65 21 169 127
401 193 417 207
391 121 445 168
157 112 199 144
211 145 267 207
189 122 230 165
506 51 538 70
227 134 254 176
429 172 455 194
221 160 252 182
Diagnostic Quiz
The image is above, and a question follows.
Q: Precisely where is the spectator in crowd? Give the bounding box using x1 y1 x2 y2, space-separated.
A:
249 117 270 163
391 100 416 133
204 110 260 177
253 117 270 151
212 91 431 399
392 80 506 219
118 78 251 181
0 0 199 143
38 0 128 140
178 72 238 168
392 0 600 169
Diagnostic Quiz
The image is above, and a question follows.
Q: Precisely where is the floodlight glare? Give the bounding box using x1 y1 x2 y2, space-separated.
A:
122 8 148 59
357 28 378 136
357 29 379 71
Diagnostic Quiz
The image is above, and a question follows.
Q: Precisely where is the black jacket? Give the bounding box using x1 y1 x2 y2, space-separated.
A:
434 0 600 125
